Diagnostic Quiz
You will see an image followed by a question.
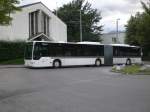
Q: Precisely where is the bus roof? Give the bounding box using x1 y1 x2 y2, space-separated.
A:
26 41 140 47
109 44 139 48
77 41 103 45
26 41 104 45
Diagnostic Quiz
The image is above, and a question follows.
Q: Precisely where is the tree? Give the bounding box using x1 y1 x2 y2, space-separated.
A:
125 13 143 45
125 1 150 57
54 0 103 42
0 0 21 25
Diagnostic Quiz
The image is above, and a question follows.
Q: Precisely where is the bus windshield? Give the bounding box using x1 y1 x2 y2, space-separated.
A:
33 43 49 60
25 43 33 59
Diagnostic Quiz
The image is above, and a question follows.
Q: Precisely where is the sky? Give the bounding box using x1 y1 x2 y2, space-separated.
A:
20 0 146 33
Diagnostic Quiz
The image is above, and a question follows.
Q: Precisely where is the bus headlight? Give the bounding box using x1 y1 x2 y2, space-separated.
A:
30 61 35 65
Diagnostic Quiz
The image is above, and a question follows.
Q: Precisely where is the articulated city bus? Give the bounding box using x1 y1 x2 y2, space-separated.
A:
24 41 142 68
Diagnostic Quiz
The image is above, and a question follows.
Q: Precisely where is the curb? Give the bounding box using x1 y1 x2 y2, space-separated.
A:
0 65 25 69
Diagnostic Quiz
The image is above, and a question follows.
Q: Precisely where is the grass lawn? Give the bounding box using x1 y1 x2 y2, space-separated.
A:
112 65 150 75
121 65 141 74
0 58 24 65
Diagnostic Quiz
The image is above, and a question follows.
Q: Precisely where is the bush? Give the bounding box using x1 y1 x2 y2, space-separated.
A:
0 41 26 62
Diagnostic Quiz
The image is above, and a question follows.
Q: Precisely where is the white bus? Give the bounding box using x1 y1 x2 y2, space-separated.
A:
24 41 104 68
24 41 142 68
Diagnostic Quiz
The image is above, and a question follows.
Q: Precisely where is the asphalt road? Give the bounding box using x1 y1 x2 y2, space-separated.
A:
0 66 150 112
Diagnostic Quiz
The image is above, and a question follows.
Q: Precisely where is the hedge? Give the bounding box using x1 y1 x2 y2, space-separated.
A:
142 46 150 61
0 41 26 62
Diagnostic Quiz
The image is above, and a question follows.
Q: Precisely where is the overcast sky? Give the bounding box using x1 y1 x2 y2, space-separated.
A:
20 0 146 33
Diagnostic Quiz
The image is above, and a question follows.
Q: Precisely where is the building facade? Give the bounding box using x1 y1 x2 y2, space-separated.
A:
0 2 67 42
101 32 125 44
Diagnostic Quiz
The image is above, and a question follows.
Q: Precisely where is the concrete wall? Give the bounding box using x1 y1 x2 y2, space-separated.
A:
101 32 125 44
0 3 67 42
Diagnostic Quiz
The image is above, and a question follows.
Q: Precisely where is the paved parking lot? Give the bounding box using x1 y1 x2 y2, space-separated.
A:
0 66 150 112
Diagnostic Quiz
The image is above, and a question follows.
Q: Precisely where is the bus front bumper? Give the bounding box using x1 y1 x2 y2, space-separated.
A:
24 60 53 68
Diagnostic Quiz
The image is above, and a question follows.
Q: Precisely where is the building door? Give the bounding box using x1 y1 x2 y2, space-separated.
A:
104 45 113 66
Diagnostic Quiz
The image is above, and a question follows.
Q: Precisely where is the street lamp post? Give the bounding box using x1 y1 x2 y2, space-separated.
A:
116 18 120 43
79 9 83 42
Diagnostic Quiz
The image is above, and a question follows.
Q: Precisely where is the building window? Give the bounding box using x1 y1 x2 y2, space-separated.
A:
29 11 39 37
42 12 49 36
29 10 50 38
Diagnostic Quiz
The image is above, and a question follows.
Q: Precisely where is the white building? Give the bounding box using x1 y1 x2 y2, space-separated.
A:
0 2 67 42
101 32 125 44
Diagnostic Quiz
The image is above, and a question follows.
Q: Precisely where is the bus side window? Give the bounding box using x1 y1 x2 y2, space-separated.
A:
113 47 118 56
41 45 49 57
76 45 82 57
64 44 73 57
99 46 104 56
65 50 71 56
83 45 91 56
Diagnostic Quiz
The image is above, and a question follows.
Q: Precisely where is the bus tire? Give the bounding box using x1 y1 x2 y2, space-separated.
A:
95 59 101 67
126 59 131 65
53 60 61 68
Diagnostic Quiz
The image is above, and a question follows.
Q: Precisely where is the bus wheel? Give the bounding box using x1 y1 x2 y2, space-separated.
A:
126 59 131 65
95 59 101 67
53 60 61 68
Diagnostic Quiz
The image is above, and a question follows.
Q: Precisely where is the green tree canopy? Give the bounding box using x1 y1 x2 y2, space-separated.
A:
54 0 103 42
0 0 20 25
125 1 150 57
126 1 150 46
125 13 143 45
